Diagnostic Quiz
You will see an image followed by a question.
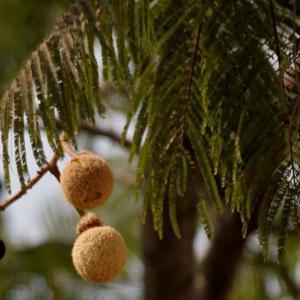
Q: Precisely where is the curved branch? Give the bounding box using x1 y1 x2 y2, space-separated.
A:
80 123 133 149
30 116 133 150
54 121 133 149
0 155 84 216
0 155 59 211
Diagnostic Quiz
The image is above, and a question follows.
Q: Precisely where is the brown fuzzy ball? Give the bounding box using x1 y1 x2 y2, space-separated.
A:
72 226 127 283
60 151 114 210
77 213 103 235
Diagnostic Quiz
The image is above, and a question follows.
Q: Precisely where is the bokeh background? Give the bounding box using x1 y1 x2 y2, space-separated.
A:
1 1 300 299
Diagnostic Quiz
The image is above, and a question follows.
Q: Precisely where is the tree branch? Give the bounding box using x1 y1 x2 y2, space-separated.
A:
30 120 133 150
8 123 131 215
0 155 59 212
0 154 84 216
79 123 133 149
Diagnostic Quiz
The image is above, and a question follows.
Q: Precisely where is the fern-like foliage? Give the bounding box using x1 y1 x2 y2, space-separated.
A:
125 0 291 242
0 0 300 258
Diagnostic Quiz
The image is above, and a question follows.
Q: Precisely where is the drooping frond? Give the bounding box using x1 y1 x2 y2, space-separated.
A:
0 0 146 192
1 0 300 258
125 0 292 240
1 0 103 191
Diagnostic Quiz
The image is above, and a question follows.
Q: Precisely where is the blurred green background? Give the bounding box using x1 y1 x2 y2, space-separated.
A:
1 1 300 299
0 0 71 92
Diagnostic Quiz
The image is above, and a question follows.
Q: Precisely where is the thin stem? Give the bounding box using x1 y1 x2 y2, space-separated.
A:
179 23 202 145
61 138 78 158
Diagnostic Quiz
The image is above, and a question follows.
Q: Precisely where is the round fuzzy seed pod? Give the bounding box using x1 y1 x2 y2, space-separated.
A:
72 226 127 283
77 213 103 235
60 151 114 210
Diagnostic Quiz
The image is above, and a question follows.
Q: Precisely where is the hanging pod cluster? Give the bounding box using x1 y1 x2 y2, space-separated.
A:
60 151 127 283
72 213 127 283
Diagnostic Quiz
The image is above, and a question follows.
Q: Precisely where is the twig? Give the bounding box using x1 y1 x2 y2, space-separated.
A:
60 137 78 158
0 155 85 216
6 123 132 215
80 123 133 149
30 120 133 150
55 121 132 150
0 156 59 212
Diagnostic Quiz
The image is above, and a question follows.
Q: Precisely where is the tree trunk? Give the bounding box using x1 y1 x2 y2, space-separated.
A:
197 212 245 300
142 175 198 300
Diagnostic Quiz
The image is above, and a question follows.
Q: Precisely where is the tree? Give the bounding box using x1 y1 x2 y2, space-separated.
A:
0 0 300 299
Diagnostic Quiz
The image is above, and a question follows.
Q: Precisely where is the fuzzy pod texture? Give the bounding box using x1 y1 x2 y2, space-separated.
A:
72 226 127 283
60 151 114 210
77 213 103 235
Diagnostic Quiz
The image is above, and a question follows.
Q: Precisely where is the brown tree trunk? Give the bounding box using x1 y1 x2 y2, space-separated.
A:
142 172 249 300
197 212 245 300
142 176 198 300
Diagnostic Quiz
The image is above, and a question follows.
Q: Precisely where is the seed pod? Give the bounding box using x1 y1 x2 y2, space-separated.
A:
76 212 103 235
0 239 6 260
60 151 114 210
72 225 127 283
